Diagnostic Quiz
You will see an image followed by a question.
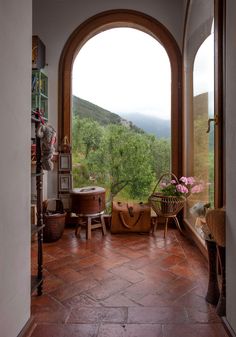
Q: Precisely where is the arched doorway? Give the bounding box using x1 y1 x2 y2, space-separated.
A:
59 9 182 176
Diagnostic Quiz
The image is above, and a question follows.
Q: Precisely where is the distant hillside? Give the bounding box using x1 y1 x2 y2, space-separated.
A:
119 112 171 139
73 96 144 134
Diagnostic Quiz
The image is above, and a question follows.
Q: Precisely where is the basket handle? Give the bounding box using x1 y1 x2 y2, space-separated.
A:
119 211 144 229
152 172 179 194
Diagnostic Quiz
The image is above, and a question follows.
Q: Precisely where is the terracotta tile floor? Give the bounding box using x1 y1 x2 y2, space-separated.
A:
29 226 229 337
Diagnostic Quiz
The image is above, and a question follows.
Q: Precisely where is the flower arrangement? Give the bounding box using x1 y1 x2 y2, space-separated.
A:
160 176 204 197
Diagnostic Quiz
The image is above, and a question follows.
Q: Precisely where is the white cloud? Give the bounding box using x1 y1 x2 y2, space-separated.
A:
72 27 171 120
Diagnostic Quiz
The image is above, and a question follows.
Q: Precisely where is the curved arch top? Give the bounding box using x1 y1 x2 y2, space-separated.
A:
59 9 182 176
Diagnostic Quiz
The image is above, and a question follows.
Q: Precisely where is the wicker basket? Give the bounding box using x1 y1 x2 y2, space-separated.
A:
205 208 226 247
148 173 186 217
43 199 66 243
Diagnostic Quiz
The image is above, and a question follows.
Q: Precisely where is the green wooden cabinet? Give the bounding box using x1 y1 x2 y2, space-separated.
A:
32 70 48 118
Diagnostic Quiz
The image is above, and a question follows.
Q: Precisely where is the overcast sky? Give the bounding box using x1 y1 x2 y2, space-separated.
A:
72 27 171 120
72 27 213 120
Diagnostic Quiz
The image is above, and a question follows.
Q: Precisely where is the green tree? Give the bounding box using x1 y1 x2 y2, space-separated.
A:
145 134 171 180
77 118 103 158
87 124 155 204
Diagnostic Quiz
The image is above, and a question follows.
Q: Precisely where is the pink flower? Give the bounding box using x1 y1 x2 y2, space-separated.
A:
187 177 195 185
171 179 176 184
191 184 204 193
160 182 167 189
176 184 189 194
179 177 188 185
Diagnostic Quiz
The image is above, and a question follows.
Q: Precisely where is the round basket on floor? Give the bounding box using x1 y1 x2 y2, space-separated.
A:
43 199 66 243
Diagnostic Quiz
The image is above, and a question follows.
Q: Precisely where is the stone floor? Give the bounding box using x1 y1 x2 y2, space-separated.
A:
28 226 229 337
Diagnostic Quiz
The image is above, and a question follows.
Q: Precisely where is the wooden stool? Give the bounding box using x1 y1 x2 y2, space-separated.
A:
75 211 106 240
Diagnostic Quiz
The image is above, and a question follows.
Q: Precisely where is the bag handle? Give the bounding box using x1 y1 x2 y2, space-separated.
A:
152 172 179 194
119 210 144 229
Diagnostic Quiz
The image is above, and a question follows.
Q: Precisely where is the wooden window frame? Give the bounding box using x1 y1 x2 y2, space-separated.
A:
58 9 183 177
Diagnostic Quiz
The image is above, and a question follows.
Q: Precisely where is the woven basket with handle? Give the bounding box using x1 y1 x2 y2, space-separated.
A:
148 173 186 217
43 198 66 242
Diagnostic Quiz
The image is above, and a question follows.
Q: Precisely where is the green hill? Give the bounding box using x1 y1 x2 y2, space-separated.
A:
73 96 121 124
72 96 144 134
72 96 171 138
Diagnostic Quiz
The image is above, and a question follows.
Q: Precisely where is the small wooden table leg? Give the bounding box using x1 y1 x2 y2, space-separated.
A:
101 215 107 235
86 217 92 240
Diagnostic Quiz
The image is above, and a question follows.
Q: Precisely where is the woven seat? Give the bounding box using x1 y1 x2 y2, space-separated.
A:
206 208 226 247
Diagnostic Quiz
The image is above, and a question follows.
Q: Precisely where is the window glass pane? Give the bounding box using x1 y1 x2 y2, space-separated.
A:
186 32 214 238
71 28 171 212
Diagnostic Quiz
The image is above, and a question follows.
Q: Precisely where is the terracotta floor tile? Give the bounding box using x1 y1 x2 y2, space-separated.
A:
114 247 146 259
78 265 114 282
42 277 65 294
74 254 107 268
110 265 145 283
30 323 98 337
101 293 140 307
158 276 198 302
128 306 187 324
44 255 77 272
85 277 131 300
29 228 228 337
163 323 229 337
51 266 86 283
169 261 197 279
157 254 186 269
137 293 174 307
50 277 100 301
31 294 65 313
63 293 101 309
68 306 127 324
32 308 70 324
123 280 157 301
186 307 221 323
97 323 163 337
122 256 158 270
99 256 131 269
173 290 212 312
140 264 178 285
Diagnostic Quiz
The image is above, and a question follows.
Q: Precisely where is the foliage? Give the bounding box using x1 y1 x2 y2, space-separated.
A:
74 118 103 158
72 102 172 210
86 124 155 203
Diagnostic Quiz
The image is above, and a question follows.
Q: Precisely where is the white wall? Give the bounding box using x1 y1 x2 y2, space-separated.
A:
32 0 185 198
0 0 32 336
226 0 236 334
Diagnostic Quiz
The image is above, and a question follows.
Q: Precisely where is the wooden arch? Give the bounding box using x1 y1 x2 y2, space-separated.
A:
59 9 182 175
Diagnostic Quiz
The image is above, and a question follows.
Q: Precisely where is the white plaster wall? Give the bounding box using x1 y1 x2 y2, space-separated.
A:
32 0 185 198
226 0 236 333
0 0 32 336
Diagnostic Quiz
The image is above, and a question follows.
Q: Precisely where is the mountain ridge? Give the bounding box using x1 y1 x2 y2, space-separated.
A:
72 95 170 138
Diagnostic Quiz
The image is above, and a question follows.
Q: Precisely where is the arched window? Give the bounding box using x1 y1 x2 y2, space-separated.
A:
59 10 182 177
